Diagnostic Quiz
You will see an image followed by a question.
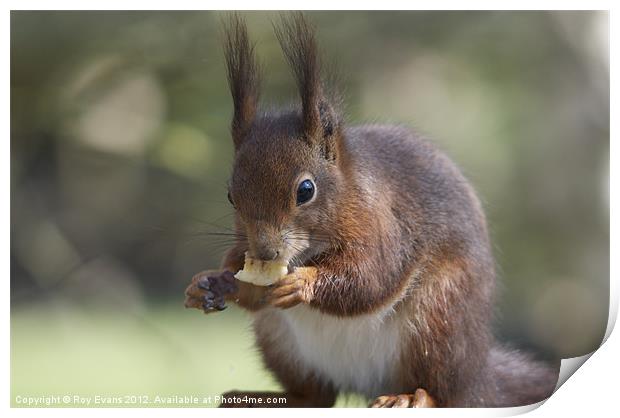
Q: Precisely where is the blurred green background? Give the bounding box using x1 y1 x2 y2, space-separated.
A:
11 11 609 407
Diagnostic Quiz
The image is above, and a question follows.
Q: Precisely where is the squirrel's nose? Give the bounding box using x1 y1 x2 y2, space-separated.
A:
255 248 280 261
248 221 282 261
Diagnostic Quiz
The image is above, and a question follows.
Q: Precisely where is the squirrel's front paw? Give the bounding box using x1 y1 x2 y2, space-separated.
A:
184 270 237 313
266 267 317 309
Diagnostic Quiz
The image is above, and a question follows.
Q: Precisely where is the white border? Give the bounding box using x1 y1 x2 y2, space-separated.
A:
2 1 617 10
4 3 615 418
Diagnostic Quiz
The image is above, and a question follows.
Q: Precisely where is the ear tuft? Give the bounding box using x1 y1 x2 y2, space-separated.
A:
222 13 260 150
274 13 340 157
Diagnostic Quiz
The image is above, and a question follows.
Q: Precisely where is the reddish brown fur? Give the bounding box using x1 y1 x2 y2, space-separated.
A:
184 13 560 408
224 13 261 148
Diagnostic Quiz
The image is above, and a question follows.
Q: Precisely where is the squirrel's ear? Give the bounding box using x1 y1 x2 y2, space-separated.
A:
223 14 260 151
274 13 340 161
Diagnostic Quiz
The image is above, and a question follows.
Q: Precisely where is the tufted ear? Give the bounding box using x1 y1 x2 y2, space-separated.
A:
223 14 261 151
274 13 340 161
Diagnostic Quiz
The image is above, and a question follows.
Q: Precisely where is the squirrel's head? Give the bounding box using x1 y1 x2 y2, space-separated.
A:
223 14 344 266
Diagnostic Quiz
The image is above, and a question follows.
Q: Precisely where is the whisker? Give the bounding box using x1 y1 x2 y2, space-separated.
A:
186 215 240 234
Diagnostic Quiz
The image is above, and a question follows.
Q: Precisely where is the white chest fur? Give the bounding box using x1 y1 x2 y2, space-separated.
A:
271 305 403 398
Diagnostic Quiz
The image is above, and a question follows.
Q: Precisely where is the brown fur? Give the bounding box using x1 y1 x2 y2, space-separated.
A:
184 13 560 407
223 13 261 148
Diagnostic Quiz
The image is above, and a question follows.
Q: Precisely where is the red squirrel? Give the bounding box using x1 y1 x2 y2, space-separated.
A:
184 14 560 408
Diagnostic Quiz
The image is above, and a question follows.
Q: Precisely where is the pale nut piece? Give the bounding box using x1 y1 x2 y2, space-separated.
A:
234 252 288 286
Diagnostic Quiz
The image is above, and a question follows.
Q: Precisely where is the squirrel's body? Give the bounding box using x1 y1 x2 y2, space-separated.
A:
247 123 557 407
184 15 559 407
255 303 401 399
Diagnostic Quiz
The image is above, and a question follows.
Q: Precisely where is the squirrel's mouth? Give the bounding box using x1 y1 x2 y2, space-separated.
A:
285 247 321 271
276 256 295 274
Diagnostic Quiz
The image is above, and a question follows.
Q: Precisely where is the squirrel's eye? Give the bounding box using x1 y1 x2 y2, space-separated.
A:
296 179 315 206
227 191 235 207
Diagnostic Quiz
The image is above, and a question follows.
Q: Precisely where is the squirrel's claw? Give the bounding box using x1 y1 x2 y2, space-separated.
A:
265 268 316 309
370 389 436 408
184 270 237 314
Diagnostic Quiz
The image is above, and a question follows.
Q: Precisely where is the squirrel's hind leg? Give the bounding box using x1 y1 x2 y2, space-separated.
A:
370 389 436 408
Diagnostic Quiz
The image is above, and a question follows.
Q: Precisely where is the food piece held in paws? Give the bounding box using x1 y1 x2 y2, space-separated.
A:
234 252 288 286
